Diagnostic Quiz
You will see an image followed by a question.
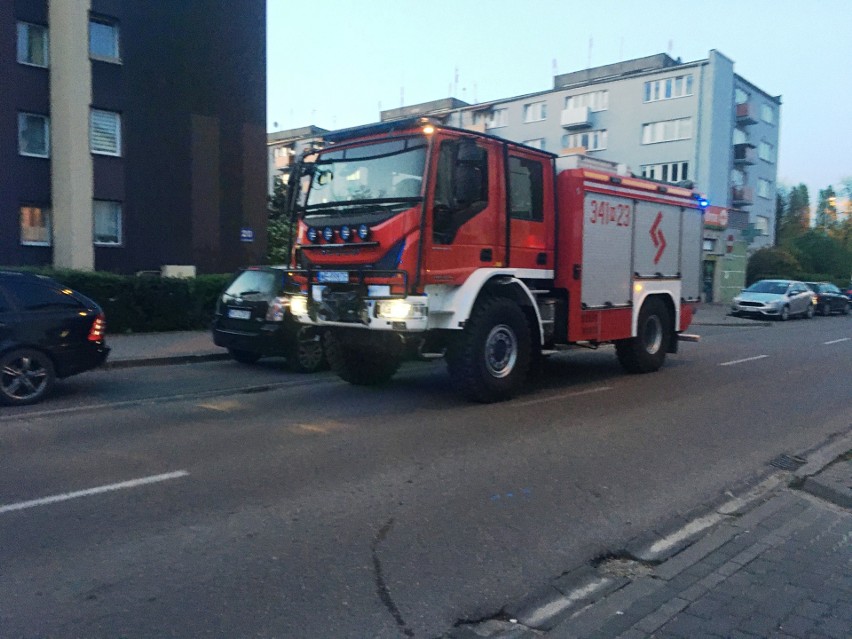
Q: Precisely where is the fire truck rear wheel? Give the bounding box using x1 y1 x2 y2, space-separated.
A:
615 297 671 374
447 296 531 403
324 331 401 386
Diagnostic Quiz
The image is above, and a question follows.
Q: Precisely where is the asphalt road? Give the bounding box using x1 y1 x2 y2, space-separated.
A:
1 314 850 638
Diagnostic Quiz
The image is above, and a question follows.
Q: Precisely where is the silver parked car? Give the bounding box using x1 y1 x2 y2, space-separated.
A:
730 279 815 321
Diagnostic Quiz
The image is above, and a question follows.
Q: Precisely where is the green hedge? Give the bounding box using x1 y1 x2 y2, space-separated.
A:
7 268 231 333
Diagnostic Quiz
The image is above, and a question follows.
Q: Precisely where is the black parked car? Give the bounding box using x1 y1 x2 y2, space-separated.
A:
804 282 850 316
0 271 109 406
212 266 326 372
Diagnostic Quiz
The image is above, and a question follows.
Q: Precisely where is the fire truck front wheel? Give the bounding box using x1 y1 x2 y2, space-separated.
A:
324 330 402 386
447 296 532 403
615 297 671 374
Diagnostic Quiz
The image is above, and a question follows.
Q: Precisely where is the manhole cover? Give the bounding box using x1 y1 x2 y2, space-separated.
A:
770 454 806 470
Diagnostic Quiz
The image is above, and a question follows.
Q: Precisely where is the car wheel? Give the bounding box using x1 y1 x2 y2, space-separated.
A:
842 302 850 316
288 328 327 373
0 348 56 406
821 302 831 316
779 305 789 321
228 348 261 364
805 304 815 319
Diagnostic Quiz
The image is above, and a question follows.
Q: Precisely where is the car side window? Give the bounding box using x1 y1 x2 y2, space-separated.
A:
2 279 84 311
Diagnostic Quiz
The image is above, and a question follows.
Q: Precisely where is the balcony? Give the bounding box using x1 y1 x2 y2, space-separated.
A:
560 105 592 129
733 143 757 165
274 151 293 170
736 103 757 125
731 186 754 207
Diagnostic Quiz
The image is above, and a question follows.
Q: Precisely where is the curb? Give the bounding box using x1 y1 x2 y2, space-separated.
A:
692 321 773 327
104 353 231 370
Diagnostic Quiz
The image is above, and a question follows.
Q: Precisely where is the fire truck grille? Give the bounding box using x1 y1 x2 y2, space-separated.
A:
316 289 367 324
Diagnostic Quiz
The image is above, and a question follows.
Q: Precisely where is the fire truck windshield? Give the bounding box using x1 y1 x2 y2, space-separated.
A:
305 137 426 214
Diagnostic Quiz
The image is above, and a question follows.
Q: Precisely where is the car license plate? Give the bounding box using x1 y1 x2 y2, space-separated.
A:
317 271 349 283
228 308 252 320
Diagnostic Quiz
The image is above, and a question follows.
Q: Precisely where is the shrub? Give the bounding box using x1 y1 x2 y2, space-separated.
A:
2 267 231 333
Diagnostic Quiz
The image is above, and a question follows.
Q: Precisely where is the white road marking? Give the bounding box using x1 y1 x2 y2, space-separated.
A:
0 470 189 515
824 337 850 345
719 355 768 367
511 386 613 407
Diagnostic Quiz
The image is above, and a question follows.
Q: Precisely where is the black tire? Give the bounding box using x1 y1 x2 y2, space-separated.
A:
228 348 261 364
446 296 531 403
0 348 56 406
778 305 790 321
805 303 815 319
324 331 401 386
615 298 671 374
842 302 849 316
821 302 831 316
288 328 327 373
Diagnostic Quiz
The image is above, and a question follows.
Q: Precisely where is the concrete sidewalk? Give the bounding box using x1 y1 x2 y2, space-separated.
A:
101 303 757 369
446 434 852 639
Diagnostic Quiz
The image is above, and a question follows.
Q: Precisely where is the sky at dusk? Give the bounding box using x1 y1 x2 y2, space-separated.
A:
267 0 852 202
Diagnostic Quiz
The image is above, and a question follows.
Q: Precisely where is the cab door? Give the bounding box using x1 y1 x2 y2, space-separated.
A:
506 150 554 271
424 135 504 286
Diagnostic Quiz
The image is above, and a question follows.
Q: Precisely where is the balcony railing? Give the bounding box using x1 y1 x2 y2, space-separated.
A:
560 105 592 129
736 103 757 125
733 143 757 165
731 186 754 207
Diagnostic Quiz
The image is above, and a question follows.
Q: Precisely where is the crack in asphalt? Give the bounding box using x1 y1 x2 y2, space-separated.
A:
370 517 414 637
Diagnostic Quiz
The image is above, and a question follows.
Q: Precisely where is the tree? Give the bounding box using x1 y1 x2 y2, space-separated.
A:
778 183 810 247
746 247 801 284
814 186 838 230
266 176 295 265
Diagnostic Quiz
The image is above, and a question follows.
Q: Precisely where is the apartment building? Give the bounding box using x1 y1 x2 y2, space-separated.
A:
267 125 328 195
1 0 267 274
385 52 781 302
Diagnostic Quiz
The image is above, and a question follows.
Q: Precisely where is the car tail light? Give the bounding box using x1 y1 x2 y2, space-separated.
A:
88 313 106 342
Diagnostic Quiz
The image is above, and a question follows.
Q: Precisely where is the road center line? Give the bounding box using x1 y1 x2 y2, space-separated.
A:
719 355 768 367
511 386 613 407
0 470 189 515
824 337 850 345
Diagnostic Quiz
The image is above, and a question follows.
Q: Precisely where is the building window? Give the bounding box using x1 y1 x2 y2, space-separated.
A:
760 104 775 124
758 141 775 163
735 88 750 105
18 113 50 158
483 108 508 129
561 129 607 152
732 128 748 145
90 109 122 156
703 238 717 252
20 206 51 246
94 200 122 245
641 161 689 183
17 22 48 67
757 178 772 199
643 75 693 102
522 138 545 150
641 118 692 144
89 17 120 62
523 101 547 123
755 216 770 236
731 168 745 187
564 90 609 112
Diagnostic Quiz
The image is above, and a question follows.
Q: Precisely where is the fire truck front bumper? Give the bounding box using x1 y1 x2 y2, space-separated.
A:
290 291 430 333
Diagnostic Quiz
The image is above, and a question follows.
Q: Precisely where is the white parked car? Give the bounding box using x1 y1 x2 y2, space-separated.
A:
730 279 815 321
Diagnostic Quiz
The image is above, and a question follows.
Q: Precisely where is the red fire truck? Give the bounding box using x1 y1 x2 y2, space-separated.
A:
286 118 704 402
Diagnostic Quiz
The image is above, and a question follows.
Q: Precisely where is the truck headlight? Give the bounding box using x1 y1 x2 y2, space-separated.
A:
290 295 308 316
376 299 426 320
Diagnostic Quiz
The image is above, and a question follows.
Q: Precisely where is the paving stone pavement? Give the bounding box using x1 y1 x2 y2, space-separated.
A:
445 442 852 639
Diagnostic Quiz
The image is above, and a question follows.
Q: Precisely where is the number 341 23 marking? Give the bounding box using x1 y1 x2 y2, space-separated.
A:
589 200 631 227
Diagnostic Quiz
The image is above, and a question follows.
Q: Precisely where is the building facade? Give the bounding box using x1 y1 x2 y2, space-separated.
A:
267 125 328 195
2 0 267 274
387 52 780 303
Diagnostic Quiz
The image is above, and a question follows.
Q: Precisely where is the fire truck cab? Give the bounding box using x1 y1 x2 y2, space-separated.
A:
287 118 704 402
